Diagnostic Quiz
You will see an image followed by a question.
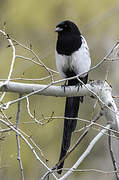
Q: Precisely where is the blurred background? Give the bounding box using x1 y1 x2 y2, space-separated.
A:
0 0 119 179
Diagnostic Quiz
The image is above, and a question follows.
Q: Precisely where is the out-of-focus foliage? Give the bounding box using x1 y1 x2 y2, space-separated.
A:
0 0 119 180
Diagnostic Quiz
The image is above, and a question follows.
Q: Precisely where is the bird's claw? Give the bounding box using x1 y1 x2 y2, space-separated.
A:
75 82 82 92
61 81 68 92
61 84 66 92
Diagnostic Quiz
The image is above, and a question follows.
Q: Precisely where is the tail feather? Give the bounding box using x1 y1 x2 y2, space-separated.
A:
57 96 80 174
57 75 88 174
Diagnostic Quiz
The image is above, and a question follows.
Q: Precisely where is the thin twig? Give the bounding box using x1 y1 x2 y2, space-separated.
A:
0 30 16 102
0 128 11 133
0 76 56 82
26 97 43 124
15 55 58 75
12 38 55 81
52 167 119 174
108 131 119 180
15 94 24 180
90 41 119 72
106 58 119 61
22 115 119 136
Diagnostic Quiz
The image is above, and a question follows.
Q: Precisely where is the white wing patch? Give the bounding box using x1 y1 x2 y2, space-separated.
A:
55 35 91 78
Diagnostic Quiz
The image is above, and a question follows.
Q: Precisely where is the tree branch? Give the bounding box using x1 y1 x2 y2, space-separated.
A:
108 131 119 180
58 124 111 180
0 80 118 134
15 94 24 180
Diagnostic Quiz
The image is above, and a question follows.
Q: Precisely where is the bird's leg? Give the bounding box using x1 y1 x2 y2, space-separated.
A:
75 81 83 92
61 80 68 92
76 78 84 103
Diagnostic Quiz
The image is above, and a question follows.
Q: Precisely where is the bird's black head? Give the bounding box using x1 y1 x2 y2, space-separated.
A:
55 20 81 35
55 20 82 55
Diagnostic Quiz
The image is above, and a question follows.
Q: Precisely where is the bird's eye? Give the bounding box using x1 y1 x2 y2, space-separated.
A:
64 24 67 28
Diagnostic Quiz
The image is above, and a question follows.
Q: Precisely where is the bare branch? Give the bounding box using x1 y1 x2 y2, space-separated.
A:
26 97 43 124
12 38 56 81
0 30 16 102
58 124 111 180
15 94 24 180
108 131 119 180
15 55 58 75
90 41 119 72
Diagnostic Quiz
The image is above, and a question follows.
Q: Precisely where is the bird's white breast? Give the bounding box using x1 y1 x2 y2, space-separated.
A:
55 35 91 78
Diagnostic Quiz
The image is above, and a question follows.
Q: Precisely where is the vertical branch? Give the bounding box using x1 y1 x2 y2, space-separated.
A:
108 131 119 180
0 30 16 102
15 94 24 180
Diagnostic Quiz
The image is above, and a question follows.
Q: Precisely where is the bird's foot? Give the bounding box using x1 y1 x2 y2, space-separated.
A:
75 82 83 92
61 81 68 92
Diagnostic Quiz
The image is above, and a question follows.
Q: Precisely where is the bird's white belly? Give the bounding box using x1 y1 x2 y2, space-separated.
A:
55 35 91 78
55 46 91 78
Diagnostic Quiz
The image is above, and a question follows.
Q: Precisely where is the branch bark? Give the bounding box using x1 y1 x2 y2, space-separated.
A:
0 80 119 135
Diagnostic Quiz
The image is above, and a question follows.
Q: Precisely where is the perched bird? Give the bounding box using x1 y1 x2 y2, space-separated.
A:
55 20 91 174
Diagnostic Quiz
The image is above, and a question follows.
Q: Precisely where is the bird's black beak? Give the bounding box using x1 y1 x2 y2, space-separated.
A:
55 27 63 32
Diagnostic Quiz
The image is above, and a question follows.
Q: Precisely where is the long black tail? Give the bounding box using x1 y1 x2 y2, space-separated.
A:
57 96 80 174
57 75 88 174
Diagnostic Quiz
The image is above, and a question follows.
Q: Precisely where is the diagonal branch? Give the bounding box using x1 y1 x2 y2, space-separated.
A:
54 110 103 173
58 124 111 180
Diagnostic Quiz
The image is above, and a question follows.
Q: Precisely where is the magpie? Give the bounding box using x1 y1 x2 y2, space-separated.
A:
55 20 91 174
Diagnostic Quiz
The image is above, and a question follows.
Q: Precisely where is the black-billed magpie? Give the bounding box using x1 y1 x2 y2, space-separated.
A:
55 20 91 174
